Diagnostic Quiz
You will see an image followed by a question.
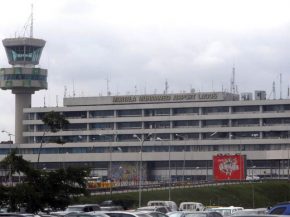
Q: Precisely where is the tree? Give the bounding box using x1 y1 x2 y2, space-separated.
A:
42 111 70 133
0 152 90 212
38 111 70 168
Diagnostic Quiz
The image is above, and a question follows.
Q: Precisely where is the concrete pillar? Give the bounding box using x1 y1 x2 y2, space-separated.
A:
14 92 32 144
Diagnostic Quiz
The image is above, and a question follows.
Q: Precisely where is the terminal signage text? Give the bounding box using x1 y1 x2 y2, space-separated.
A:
113 93 219 103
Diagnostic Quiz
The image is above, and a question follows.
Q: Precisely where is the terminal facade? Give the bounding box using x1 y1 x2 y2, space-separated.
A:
12 90 290 181
0 33 289 182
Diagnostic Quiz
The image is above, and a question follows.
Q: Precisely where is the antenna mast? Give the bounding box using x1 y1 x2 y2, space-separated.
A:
280 73 282 99
230 65 236 93
106 76 111 96
273 81 276 100
30 4 33 38
164 80 169 94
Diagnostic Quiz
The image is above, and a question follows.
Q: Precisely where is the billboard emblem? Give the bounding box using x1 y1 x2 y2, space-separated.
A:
219 157 239 176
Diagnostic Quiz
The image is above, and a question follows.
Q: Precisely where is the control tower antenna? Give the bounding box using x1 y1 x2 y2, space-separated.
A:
30 4 33 38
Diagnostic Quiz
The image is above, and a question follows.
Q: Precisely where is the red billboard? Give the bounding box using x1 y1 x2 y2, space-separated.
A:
213 154 246 181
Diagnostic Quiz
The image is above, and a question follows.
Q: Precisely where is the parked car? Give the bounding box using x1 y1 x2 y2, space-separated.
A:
231 208 267 216
100 201 124 211
64 212 110 217
147 201 177 212
89 211 152 217
137 206 171 214
268 201 290 215
208 206 243 216
131 211 168 217
179 202 205 211
51 204 101 216
246 176 260 181
167 211 223 217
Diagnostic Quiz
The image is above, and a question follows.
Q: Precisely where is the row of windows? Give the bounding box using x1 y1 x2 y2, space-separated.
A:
26 104 290 120
0 74 47 81
6 45 43 63
29 131 290 143
28 118 290 132
3 143 290 155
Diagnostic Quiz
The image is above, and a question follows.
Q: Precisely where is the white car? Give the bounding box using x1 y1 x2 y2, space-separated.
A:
246 175 260 181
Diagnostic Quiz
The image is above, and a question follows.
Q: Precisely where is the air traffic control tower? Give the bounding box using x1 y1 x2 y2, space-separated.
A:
0 37 47 144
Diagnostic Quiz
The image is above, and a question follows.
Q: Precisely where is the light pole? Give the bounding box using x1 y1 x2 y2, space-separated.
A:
99 133 115 198
175 134 185 185
156 137 172 201
133 133 152 207
1 130 15 186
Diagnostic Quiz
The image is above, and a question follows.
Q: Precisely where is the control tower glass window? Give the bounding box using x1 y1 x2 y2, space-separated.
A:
6 45 43 63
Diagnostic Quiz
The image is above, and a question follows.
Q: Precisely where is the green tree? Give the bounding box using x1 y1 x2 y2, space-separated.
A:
38 111 70 168
0 152 89 213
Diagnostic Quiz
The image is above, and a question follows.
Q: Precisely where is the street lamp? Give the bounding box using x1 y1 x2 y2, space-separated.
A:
156 137 172 201
175 134 186 185
98 133 115 198
133 133 152 207
1 130 15 186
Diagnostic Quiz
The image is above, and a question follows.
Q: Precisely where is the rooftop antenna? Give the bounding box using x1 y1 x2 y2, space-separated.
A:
64 85 67 98
280 73 282 99
134 85 137 94
273 81 276 99
106 75 111 96
72 80 76 97
164 80 169 94
56 95 58 107
43 96 46 107
30 4 33 38
230 65 236 94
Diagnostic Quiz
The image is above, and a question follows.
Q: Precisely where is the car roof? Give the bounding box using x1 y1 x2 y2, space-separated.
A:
68 205 100 208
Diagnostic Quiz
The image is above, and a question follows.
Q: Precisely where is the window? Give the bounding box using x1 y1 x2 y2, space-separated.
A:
232 106 259 113
89 110 114 118
117 122 142 129
144 108 170 116
203 107 228 114
173 107 199 115
270 207 286 215
117 109 142 117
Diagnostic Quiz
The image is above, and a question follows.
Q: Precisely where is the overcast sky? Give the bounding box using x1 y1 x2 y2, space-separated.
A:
0 0 290 141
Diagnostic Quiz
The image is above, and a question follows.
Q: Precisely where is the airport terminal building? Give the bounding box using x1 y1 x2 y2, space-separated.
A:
7 90 290 181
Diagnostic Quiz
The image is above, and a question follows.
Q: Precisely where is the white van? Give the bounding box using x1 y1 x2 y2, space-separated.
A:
179 202 205 211
147 201 178 211
210 206 244 216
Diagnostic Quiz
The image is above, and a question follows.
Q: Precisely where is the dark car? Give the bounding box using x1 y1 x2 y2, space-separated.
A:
268 202 290 215
167 211 223 217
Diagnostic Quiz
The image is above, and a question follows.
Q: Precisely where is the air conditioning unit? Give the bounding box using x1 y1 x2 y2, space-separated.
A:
255 90 266 100
241 92 253 101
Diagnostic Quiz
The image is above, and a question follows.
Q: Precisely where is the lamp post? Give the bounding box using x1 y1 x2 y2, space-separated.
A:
1 130 15 186
133 133 152 207
175 134 185 185
99 133 115 198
